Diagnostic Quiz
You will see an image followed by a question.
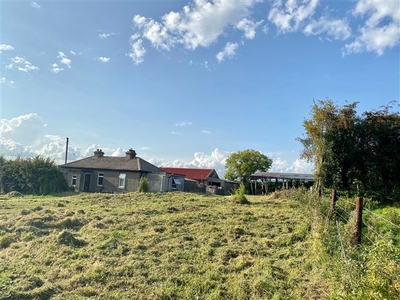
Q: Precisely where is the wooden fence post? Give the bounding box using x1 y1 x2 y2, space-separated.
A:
330 189 337 214
355 197 363 247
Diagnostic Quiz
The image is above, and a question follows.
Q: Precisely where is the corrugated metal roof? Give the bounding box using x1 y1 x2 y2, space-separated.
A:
250 172 314 181
60 156 163 173
160 167 215 180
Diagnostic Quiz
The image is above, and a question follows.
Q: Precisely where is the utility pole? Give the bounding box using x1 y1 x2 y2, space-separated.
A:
65 137 69 164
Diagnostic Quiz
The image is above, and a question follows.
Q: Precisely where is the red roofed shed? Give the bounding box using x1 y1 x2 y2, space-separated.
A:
159 167 219 181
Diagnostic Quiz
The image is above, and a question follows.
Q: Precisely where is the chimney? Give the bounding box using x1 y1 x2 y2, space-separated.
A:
94 149 104 157
125 149 137 159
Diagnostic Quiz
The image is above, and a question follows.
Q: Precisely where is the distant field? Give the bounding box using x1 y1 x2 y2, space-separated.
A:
0 192 326 299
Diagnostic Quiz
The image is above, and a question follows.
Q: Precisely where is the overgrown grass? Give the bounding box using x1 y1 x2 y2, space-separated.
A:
0 192 324 299
296 190 400 300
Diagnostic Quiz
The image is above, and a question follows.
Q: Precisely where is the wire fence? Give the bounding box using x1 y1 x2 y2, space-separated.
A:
329 190 400 249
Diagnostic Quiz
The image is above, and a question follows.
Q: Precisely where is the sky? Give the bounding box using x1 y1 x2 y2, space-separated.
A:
1 0 399 178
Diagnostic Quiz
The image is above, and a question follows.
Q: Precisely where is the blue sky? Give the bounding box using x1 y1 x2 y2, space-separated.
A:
1 0 399 177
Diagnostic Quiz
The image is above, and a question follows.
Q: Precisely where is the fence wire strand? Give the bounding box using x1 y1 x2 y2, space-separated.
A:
335 204 352 217
335 210 350 223
363 208 400 230
362 221 393 245
329 192 399 248
336 220 353 285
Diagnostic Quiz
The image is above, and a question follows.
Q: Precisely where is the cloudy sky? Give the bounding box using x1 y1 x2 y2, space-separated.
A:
1 0 399 177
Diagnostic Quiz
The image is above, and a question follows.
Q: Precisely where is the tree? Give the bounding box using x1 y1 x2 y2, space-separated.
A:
297 99 362 193
298 99 400 203
356 105 400 202
225 149 272 185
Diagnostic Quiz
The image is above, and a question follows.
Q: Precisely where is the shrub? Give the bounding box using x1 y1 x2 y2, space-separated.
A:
138 177 149 193
233 183 250 204
0 156 68 195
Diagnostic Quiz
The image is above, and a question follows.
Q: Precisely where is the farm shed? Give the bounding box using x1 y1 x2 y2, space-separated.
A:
250 172 315 194
160 167 238 195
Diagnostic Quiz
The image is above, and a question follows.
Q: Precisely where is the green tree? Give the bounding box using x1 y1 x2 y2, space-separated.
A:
225 149 272 185
298 99 400 203
357 105 400 202
321 102 360 190
297 99 345 193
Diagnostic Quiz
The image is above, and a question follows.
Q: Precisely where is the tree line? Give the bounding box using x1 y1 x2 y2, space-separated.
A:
298 99 400 204
0 156 68 195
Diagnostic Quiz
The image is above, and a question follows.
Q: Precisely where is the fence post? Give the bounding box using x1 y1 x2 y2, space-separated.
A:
355 197 363 247
330 189 337 214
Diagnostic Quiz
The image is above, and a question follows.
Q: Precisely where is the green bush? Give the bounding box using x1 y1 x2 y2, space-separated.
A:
0 156 68 195
232 183 250 204
138 177 149 193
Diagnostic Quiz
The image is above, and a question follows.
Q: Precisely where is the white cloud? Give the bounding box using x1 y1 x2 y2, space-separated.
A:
98 57 110 63
0 114 129 163
303 16 351 40
30 1 41 9
270 157 313 173
51 63 64 74
152 148 230 178
70 50 76 55
127 39 146 65
58 51 72 68
98 32 116 39
168 131 181 135
343 0 400 56
7 56 39 73
236 18 264 39
175 121 192 127
0 114 314 178
0 44 14 52
268 0 319 33
0 114 48 153
130 0 262 63
1 77 15 85
202 130 211 134
216 42 239 62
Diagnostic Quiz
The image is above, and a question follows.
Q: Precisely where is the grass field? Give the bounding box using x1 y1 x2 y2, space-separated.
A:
0 192 327 299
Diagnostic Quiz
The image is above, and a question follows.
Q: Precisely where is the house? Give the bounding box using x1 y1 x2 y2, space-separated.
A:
160 167 238 194
60 149 184 193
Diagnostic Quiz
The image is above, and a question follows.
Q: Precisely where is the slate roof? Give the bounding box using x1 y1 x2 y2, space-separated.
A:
160 167 216 180
60 156 163 173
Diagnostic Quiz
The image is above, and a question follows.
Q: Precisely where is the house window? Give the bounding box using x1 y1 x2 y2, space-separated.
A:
118 173 126 189
172 178 181 190
97 173 104 186
71 175 77 187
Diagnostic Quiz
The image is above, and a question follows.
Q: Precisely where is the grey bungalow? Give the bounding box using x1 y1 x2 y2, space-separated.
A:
60 149 184 193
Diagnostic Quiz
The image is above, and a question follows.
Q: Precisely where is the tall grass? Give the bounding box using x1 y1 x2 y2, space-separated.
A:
0 192 324 299
283 188 400 299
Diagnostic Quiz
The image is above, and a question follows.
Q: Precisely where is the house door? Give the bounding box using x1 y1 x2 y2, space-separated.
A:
83 174 91 192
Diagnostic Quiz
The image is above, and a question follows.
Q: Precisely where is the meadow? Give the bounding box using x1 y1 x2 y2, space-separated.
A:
0 192 325 299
